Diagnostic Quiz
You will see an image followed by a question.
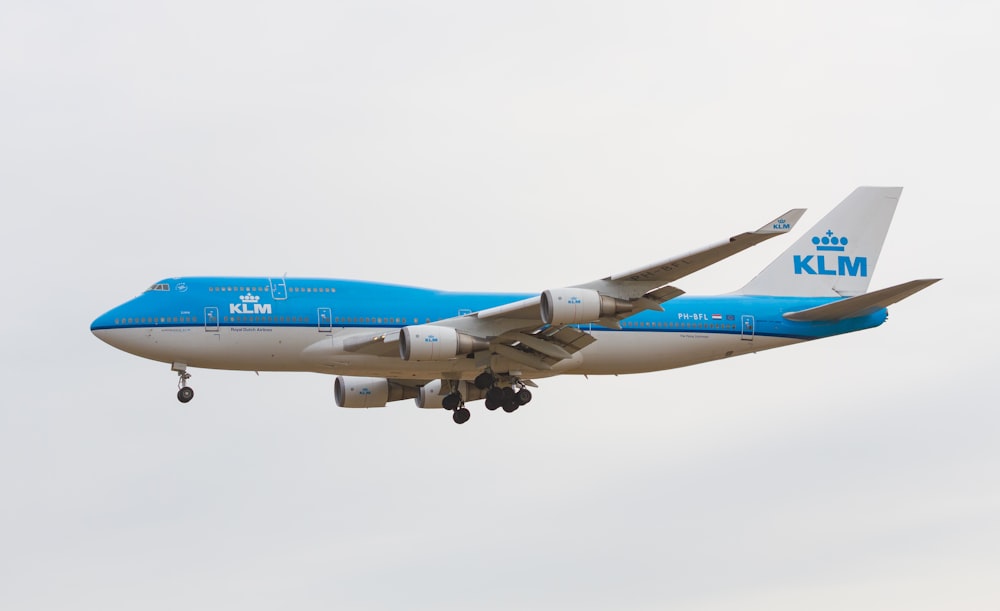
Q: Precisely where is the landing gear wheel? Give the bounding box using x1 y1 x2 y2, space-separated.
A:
502 398 519 413
486 387 504 404
485 398 500 411
174 365 193 403
516 388 532 405
442 393 462 411
452 407 471 424
474 372 495 390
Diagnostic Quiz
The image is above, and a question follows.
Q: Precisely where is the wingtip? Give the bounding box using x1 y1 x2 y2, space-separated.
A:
756 208 807 234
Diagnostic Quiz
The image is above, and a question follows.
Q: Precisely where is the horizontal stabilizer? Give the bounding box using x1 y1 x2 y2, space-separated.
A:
784 279 940 322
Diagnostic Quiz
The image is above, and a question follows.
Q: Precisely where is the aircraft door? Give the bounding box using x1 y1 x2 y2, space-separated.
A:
741 315 755 341
205 307 220 332
318 307 333 332
269 277 288 300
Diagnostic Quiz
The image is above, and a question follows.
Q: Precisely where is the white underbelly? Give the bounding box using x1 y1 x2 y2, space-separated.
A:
569 330 801 374
95 326 802 380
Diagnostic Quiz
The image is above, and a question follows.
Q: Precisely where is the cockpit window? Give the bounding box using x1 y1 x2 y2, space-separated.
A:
145 283 171 292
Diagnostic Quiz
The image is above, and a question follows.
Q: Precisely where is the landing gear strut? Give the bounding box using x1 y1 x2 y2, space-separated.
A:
173 363 194 403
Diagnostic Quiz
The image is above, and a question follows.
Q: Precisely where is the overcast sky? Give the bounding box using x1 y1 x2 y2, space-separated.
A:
1 1 997 609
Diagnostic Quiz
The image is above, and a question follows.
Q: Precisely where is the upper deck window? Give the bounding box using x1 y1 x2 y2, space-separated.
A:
145 283 171 292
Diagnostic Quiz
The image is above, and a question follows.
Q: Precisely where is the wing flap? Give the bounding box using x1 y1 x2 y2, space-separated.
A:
492 324 597 369
537 325 597 353
492 344 555 370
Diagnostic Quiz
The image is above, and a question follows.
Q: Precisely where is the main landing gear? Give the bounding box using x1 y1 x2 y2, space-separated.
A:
173 363 194 403
439 389 471 424
440 371 534 424
476 371 532 413
484 385 532 413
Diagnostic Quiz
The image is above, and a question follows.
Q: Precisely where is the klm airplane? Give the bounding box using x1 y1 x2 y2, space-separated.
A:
92 187 938 424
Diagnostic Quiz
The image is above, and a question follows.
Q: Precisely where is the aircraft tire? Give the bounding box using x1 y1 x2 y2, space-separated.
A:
474 372 495 389
453 407 471 424
177 387 194 403
485 387 504 404
516 389 532 404
442 393 461 411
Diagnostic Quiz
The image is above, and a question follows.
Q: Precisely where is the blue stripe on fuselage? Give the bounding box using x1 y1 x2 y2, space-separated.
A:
90 276 888 341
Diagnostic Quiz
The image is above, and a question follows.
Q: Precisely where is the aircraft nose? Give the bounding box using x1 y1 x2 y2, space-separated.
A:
91 306 122 341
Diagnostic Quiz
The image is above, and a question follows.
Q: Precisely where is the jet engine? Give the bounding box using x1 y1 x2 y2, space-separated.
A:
399 325 488 361
540 288 632 325
334 376 417 408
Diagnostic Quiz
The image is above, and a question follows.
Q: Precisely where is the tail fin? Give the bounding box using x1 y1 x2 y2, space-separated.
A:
738 186 901 297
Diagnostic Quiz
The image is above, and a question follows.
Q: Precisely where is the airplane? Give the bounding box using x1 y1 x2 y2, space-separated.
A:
91 186 939 424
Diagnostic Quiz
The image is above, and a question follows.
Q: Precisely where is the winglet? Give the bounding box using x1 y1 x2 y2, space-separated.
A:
754 209 807 234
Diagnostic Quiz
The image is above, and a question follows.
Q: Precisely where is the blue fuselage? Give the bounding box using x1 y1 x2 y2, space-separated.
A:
91 276 886 379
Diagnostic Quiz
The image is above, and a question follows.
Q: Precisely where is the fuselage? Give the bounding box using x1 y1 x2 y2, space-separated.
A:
90 276 887 380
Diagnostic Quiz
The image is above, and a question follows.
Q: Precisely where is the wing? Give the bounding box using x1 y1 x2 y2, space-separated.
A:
339 207 806 371
469 207 803 327
577 208 807 299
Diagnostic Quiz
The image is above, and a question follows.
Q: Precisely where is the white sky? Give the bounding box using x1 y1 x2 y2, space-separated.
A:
1 1 997 609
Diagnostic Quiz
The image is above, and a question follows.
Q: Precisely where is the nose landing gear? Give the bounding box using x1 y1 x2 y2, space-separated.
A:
173 363 194 403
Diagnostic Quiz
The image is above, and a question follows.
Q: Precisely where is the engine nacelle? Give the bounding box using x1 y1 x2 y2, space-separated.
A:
334 376 416 408
416 380 487 409
399 325 488 361
540 288 632 325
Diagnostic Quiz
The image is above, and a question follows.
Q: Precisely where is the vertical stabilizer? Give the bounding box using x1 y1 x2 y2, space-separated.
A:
738 187 901 297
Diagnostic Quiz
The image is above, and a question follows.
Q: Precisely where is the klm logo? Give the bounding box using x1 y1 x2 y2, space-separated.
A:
229 292 273 315
772 218 791 230
424 335 439 343
793 230 868 277
567 297 582 305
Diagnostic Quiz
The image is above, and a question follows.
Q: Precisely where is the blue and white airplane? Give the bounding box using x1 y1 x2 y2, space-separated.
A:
92 187 938 424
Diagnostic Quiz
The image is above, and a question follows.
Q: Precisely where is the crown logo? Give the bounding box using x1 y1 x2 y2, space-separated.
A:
812 230 848 252
240 293 260 303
